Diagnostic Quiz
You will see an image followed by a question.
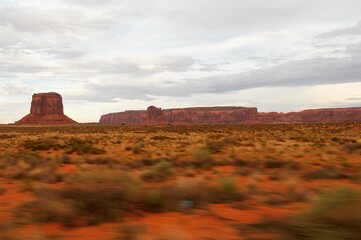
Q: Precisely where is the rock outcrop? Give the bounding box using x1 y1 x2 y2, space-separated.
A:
100 106 361 125
16 92 77 125
100 106 259 124
259 107 361 123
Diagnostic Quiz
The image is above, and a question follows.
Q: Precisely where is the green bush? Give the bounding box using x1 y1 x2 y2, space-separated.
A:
192 147 214 169
142 189 165 211
0 153 61 183
293 186 361 240
22 186 124 227
65 137 105 155
212 177 245 203
142 160 173 182
131 142 144 154
21 138 61 151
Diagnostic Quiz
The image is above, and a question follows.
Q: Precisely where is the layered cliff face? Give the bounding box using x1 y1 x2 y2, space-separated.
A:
100 110 146 124
259 107 361 123
100 106 259 124
100 106 361 125
16 92 77 125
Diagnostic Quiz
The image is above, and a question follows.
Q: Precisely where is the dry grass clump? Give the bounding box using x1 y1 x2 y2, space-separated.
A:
302 165 351 180
263 159 288 169
343 142 361 153
255 186 361 239
292 186 361 239
20 136 106 155
211 177 246 203
141 160 174 182
17 186 125 227
65 137 105 155
21 138 62 151
0 152 62 183
191 147 215 169
15 170 249 227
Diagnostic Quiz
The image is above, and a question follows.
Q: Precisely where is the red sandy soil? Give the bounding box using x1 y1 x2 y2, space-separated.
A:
0 124 360 239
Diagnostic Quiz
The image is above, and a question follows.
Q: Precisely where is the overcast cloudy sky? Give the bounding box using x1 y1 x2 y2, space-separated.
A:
1 0 361 123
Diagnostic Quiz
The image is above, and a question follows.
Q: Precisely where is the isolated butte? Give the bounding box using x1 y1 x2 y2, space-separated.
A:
15 92 77 125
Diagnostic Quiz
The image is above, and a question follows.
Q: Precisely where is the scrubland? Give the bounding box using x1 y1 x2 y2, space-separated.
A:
0 123 360 240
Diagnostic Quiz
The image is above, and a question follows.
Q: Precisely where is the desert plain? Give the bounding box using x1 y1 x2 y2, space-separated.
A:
0 123 360 240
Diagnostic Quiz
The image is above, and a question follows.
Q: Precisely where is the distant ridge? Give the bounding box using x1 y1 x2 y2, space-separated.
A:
99 106 361 125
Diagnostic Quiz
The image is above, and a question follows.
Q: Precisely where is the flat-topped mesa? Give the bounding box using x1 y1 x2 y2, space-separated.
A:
15 92 77 125
100 106 361 125
100 106 259 125
259 107 361 123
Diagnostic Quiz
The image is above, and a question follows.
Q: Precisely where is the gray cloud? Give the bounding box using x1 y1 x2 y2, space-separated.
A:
318 21 361 38
61 0 119 7
157 55 196 72
84 51 361 102
1 0 361 123
44 47 86 59
0 6 116 34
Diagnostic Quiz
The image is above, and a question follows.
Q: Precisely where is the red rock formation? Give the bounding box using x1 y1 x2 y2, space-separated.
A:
100 110 146 124
15 92 77 125
99 106 259 124
259 107 361 123
146 106 163 122
100 106 361 125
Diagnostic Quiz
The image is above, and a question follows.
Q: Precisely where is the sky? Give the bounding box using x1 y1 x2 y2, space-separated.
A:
1 0 361 123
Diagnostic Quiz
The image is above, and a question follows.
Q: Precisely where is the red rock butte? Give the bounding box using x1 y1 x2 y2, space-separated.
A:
99 106 361 125
15 92 77 125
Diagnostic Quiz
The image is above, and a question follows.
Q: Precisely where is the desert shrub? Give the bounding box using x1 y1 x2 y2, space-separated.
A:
65 137 105 155
130 142 144 154
211 177 245 203
235 167 254 176
191 147 215 169
344 143 361 153
21 138 61 151
151 135 174 141
303 166 351 180
66 170 137 187
140 158 161 166
234 158 259 168
141 181 211 212
0 134 16 139
60 153 72 164
18 186 124 227
18 172 144 227
141 160 173 182
264 159 287 169
205 137 240 154
342 161 353 167
85 156 117 165
292 186 361 239
142 189 166 211
287 160 303 170
205 140 225 154
0 153 61 183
